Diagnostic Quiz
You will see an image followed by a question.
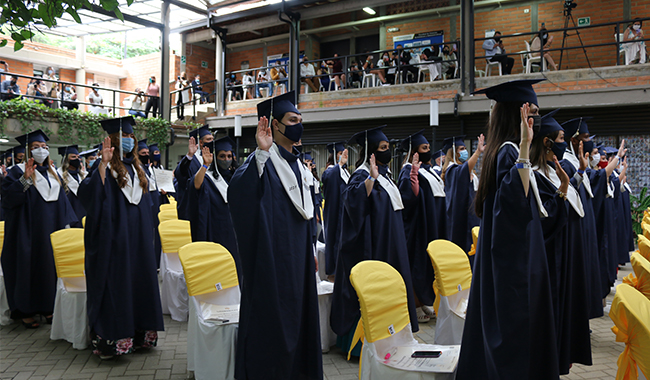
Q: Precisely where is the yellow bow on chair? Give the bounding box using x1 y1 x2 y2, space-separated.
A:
50 229 85 278
609 283 650 380
178 242 239 297
467 227 480 256
427 239 472 316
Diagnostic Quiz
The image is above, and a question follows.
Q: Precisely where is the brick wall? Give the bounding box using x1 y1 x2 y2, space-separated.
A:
183 44 216 96
0 57 33 94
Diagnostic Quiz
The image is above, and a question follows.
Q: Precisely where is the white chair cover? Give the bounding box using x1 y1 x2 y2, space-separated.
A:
317 280 336 352
360 323 456 380
187 286 240 380
434 288 469 345
316 241 327 281
0 271 12 325
160 252 189 322
50 278 89 349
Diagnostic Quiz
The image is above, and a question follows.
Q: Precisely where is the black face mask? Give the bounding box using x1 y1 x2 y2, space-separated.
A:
294 145 303 154
582 140 594 155
494 37 501 43
69 158 81 169
418 150 433 164
374 149 391 165
202 142 215 154
551 141 568 161
139 154 150 164
528 115 542 135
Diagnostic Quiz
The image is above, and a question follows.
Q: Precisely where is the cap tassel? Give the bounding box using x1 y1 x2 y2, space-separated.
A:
119 118 123 159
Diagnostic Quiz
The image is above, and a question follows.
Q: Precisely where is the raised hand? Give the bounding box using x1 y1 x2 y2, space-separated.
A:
23 158 36 179
477 134 486 153
202 146 213 166
554 156 570 194
369 153 379 179
617 139 627 158
256 116 273 152
519 103 534 148
578 141 588 171
188 136 198 157
412 152 421 172
101 136 114 164
339 148 348 166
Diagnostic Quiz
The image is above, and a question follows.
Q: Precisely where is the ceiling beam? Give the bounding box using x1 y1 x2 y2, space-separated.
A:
90 4 165 29
167 0 208 16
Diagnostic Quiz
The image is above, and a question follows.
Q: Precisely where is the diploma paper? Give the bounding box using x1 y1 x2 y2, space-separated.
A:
200 303 239 325
152 168 175 193
382 344 460 373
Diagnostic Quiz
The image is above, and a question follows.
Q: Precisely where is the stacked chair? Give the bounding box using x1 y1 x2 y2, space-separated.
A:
49 228 89 349
179 242 240 380
610 283 650 380
427 239 472 345
349 260 460 380
0 222 12 326
159 219 192 321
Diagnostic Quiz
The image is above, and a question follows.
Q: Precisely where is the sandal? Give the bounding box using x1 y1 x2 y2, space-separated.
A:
416 307 430 323
22 318 40 329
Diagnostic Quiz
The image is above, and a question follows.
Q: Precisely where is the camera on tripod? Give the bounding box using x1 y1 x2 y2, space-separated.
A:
564 0 577 12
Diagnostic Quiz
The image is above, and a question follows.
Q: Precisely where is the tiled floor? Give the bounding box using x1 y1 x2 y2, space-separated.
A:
0 265 631 379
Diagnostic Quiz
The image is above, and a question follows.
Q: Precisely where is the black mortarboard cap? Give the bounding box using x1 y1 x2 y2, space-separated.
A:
100 116 135 135
399 129 429 152
441 135 466 153
13 145 25 154
561 117 593 138
79 148 99 158
16 129 49 146
189 125 211 141
432 150 445 161
57 145 79 157
213 136 235 153
472 79 545 106
303 151 313 161
326 141 345 154
604 146 618 155
537 109 563 137
348 125 389 146
94 143 103 151
256 91 301 121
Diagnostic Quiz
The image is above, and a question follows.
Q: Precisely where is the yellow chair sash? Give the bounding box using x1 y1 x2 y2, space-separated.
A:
427 239 472 316
178 242 239 296
467 227 480 256
159 203 176 212
158 220 192 253
349 260 410 344
0 221 5 256
638 235 650 262
609 283 650 380
82 216 86 228
644 224 650 240
643 214 650 226
158 209 178 223
629 252 650 301
50 228 85 278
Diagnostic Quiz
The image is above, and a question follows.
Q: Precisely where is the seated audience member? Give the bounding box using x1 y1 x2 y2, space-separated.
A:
623 18 646 64
242 71 255 100
396 44 419 83
226 73 243 101
300 56 319 93
192 74 210 104
328 53 346 90
482 31 515 74
362 53 389 86
530 27 558 70
318 60 331 91
255 69 273 98
88 83 104 114
419 48 442 81
270 62 288 93
441 45 458 78
62 85 78 110
128 88 147 118
348 61 362 88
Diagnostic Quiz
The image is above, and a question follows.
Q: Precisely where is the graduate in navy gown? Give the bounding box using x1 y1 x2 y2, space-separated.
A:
57 145 86 228
186 135 240 274
137 139 163 267
1 130 77 328
80 147 98 173
228 91 322 380
432 149 445 174
11 145 25 165
321 142 350 279
79 116 164 358
149 143 171 204
175 125 213 220
441 134 484 257
397 130 446 323
330 125 419 355
457 79 560 380
302 151 323 232
531 111 592 374
613 156 635 256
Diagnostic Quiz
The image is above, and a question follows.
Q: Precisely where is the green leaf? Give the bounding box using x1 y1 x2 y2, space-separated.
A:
0 39 7 47
20 29 34 40
66 7 81 24
112 7 124 21
13 40 24 51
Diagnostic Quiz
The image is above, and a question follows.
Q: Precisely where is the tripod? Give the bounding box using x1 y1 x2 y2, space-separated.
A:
558 7 592 70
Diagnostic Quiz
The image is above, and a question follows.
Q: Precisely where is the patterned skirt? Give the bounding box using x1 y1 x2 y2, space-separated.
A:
91 330 158 357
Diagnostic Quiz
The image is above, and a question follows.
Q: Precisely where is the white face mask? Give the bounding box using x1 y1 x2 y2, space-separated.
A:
589 153 600 168
633 24 641 31
31 147 50 164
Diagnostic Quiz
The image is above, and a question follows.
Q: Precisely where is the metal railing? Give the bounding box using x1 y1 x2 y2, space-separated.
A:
168 77 218 122
0 71 160 117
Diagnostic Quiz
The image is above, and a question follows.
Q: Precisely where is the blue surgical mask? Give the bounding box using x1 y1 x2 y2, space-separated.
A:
65 86 71 91
88 159 96 168
122 137 135 153
458 149 469 162
153 153 161 162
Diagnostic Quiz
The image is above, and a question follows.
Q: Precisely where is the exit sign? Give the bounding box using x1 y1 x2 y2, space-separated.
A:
578 17 590 26
181 55 186 64
201 61 208 68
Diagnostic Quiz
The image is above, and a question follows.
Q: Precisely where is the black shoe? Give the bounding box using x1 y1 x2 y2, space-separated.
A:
22 319 40 329
45 315 53 325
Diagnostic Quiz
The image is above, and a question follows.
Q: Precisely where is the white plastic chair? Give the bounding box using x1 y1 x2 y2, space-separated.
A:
418 66 431 82
362 72 377 88
302 82 310 94
524 41 544 73
485 59 502 76
159 219 191 322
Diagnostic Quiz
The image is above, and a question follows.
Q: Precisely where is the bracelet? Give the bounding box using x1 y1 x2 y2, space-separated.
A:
577 169 585 175
366 175 376 182
202 164 209 169
515 159 531 169
556 189 567 200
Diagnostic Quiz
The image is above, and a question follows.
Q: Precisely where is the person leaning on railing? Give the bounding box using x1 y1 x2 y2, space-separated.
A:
127 88 146 118
623 18 646 64
530 27 558 71
61 85 78 110
441 45 458 78
362 53 389 86
242 71 255 100
300 56 319 92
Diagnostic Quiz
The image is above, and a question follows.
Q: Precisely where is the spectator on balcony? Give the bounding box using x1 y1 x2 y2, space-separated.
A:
362 53 389 86
43 67 57 100
192 74 210 104
300 56 319 93
419 48 442 81
226 73 243 101
317 60 331 91
623 18 646 64
349 60 362 88
27 78 47 104
395 45 418 83
530 27 558 71
242 71 255 100
0 60 8 73
127 88 146 118
61 85 78 110
483 31 515 74
255 69 272 98
88 83 105 114
1 76 21 101
175 72 190 121
144 76 160 118
270 62 288 93
327 53 346 90
441 45 458 78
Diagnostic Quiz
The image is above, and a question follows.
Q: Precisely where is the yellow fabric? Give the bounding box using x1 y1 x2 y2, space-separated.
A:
50 228 85 278
158 209 178 223
167 194 177 204
427 239 472 316
643 214 650 227
467 227 480 256
638 235 650 262
609 283 650 380
644 224 650 240
159 203 176 212
349 260 411 344
82 216 86 228
0 221 4 257
158 220 192 253
629 252 650 302
178 242 239 296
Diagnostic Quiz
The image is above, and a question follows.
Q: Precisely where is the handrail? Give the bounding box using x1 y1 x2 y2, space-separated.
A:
168 77 219 122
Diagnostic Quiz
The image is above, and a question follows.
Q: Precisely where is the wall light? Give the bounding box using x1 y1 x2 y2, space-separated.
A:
0 138 8 143
363 7 376 15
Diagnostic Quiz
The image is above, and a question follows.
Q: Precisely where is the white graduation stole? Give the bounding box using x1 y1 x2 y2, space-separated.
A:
443 162 479 192
326 164 350 184
613 170 631 193
564 148 594 198
499 142 547 218
403 163 445 198
535 164 585 218
606 177 615 198
269 144 314 220
205 168 229 204
355 164 404 211
18 163 60 202
107 163 143 205
57 168 85 196
144 167 157 192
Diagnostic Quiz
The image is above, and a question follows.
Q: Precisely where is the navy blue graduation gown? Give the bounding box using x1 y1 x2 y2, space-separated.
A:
398 163 443 306
444 162 480 254
64 170 86 228
457 144 559 380
330 164 419 337
535 169 592 375
228 147 322 380
174 154 202 220
321 164 347 275
79 159 164 341
186 167 240 276
152 163 171 205
143 165 162 267
612 175 630 264
619 179 635 252
560 159 604 318
1 164 77 318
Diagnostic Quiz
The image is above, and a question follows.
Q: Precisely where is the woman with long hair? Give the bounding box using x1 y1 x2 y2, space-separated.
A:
330 126 418 357
1 130 76 328
79 116 164 359
57 145 87 228
397 130 446 323
321 142 349 280
456 79 560 380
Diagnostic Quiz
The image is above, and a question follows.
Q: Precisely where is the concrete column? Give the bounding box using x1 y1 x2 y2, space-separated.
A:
460 0 474 95
379 6 387 49
215 36 224 116
161 1 171 121
623 0 631 20
531 3 539 32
